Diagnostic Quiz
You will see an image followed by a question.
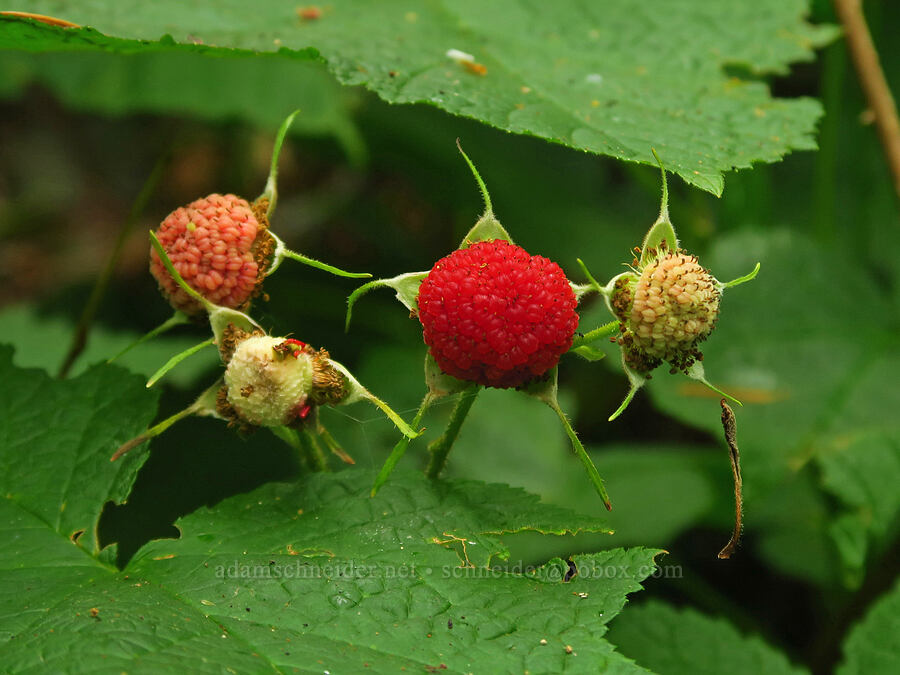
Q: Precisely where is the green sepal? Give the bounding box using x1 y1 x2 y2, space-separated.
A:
266 231 371 279
110 380 223 461
259 109 300 219
316 421 355 464
327 359 422 440
371 391 436 497
425 351 470 398
455 140 512 247
149 230 261 349
599 270 638 318
571 258 603 301
571 345 607 362
608 357 647 422
145 337 215 388
268 425 326 472
719 262 761 290
685 361 742 407
372 349 471 496
639 149 679 266
269 425 302 452
459 211 513 248
344 271 428 330
571 320 620 349
523 367 612 510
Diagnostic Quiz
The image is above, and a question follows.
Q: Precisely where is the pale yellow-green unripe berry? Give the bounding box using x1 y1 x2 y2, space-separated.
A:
224 335 314 427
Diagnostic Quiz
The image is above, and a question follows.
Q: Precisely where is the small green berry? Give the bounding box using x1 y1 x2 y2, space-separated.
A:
619 248 720 373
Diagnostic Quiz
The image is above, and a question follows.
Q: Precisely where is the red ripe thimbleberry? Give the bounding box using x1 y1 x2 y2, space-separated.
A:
150 193 273 316
417 239 578 388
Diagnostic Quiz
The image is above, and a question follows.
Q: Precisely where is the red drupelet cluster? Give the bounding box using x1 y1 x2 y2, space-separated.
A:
417 239 578 388
150 193 263 315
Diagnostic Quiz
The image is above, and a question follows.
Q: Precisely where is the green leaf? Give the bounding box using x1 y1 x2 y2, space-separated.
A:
145 337 215 388
1 376 665 675
453 432 727 549
0 2 837 193
818 429 900 585
0 346 158 556
0 26 364 160
606 600 808 675
837 580 900 675
572 344 608 362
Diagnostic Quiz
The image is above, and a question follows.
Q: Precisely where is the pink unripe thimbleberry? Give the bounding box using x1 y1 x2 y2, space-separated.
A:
417 239 579 389
150 193 274 316
614 249 720 374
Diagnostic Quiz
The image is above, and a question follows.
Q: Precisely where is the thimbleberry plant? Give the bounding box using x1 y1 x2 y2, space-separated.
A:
347 146 759 509
114 235 419 467
112 113 419 467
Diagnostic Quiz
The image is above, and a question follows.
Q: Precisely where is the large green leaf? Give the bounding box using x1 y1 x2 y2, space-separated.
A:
0 47 364 160
0 346 157 557
606 600 807 675
0 354 664 672
837 580 900 675
1 1 836 194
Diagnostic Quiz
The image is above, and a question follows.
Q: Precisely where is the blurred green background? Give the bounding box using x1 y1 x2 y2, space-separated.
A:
0 1 897 672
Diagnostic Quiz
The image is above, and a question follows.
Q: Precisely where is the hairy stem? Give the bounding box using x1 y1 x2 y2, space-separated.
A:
426 386 480 479
572 320 620 348
299 428 329 472
833 0 900 200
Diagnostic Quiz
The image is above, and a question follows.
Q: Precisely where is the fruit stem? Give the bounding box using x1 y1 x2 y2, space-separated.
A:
261 109 301 219
267 232 371 279
145 338 215 388
572 320 619 348
547 399 612 510
108 311 190 364
456 139 493 215
426 385 480 479
372 392 436 496
299 428 330 472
